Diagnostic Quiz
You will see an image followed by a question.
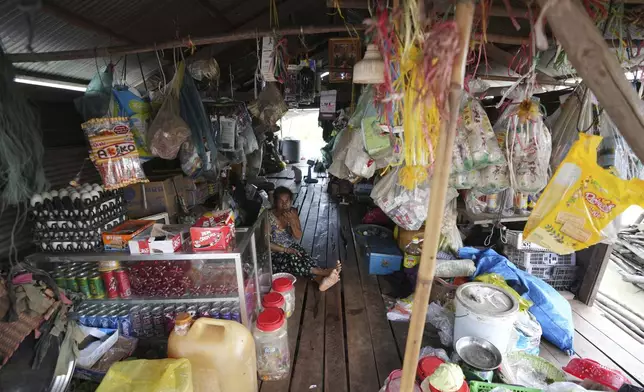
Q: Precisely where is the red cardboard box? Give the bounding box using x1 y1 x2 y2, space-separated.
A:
102 220 155 251
128 224 190 254
190 209 235 251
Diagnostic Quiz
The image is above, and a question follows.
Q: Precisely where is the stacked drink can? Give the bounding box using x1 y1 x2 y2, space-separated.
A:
52 261 131 299
76 301 242 338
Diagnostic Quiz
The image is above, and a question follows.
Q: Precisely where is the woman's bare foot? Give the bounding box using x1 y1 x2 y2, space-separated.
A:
334 260 342 273
311 264 341 277
319 270 340 292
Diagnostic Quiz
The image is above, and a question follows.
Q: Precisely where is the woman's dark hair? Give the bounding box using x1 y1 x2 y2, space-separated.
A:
273 186 294 203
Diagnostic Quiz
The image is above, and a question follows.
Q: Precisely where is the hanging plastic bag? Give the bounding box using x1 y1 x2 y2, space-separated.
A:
148 63 191 160
248 83 288 126
96 358 193 392
495 98 551 194
524 133 644 254
451 127 474 174
345 128 377 178
328 129 354 179
82 117 148 190
461 94 505 169
477 165 510 194
348 85 376 129
75 65 114 121
112 85 153 160
597 112 644 180
440 199 463 253
450 170 479 190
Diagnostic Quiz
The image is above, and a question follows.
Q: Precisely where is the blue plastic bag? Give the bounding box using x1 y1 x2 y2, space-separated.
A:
458 247 574 354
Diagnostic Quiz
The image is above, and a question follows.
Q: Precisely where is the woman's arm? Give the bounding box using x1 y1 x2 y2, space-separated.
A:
286 208 303 240
270 243 286 252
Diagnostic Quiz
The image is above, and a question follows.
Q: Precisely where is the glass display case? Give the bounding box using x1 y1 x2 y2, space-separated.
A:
26 210 272 331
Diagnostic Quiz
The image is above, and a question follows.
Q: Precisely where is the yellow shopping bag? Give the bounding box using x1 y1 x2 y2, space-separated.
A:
524 133 644 254
96 358 193 392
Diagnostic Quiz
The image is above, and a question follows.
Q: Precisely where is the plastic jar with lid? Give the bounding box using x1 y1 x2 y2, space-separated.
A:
253 308 290 381
271 278 294 318
173 312 193 336
262 292 286 313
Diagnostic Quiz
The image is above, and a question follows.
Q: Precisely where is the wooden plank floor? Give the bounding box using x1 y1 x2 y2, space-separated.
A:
261 181 644 390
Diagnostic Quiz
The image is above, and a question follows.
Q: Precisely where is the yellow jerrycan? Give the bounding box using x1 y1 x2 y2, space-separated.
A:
168 316 258 392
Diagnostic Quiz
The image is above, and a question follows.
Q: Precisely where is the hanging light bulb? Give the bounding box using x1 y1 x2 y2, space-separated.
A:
353 44 385 84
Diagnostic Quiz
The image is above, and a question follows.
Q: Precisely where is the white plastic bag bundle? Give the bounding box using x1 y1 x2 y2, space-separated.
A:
452 127 474 173
461 95 505 169
328 129 353 179
449 170 480 190
345 128 376 178
477 165 510 194
371 168 458 230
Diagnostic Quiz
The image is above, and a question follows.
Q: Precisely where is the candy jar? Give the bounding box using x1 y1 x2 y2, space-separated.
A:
271 278 294 318
262 292 286 313
253 308 290 381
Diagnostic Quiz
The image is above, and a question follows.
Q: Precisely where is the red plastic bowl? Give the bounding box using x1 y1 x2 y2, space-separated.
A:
563 358 630 391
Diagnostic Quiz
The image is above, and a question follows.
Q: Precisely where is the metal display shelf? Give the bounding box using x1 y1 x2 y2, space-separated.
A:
27 210 273 328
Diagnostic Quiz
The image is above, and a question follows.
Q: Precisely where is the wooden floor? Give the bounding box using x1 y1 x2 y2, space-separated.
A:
261 181 644 391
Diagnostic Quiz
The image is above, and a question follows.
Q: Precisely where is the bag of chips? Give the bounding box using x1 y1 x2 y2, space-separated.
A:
524 133 644 254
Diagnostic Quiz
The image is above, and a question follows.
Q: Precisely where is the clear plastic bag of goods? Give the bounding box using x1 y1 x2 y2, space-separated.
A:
427 301 455 347
452 126 474 173
460 94 505 169
510 311 542 355
440 198 463 253
371 167 458 230
450 170 480 190
348 85 377 130
464 190 487 216
111 85 153 160
495 98 552 194
247 83 288 126
524 133 644 254
148 63 191 160
435 259 476 278
477 165 510 194
96 358 193 392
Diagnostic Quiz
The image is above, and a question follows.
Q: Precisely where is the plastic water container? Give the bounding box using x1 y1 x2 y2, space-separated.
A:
168 317 258 392
281 139 301 163
253 308 290 381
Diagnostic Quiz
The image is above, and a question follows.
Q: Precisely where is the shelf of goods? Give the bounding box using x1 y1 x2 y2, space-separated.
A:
458 208 531 225
26 210 274 337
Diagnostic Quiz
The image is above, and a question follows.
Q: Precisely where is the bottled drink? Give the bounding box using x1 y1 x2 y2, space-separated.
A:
403 237 422 287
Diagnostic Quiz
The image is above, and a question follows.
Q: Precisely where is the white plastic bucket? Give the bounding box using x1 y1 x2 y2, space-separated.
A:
453 282 519 354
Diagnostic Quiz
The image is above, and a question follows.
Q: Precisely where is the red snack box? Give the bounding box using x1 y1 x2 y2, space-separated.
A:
102 220 155 251
190 209 235 251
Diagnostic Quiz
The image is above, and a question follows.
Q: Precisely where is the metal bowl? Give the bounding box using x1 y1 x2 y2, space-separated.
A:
455 336 503 371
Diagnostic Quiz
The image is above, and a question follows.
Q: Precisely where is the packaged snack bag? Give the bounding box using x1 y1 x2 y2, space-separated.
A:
524 133 644 254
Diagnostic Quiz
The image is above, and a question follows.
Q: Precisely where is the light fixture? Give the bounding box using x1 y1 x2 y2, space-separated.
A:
14 76 87 92
320 71 329 78
353 44 385 84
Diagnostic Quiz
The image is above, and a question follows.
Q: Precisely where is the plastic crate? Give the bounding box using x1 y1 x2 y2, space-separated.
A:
545 265 579 290
504 245 576 269
469 381 541 392
505 230 548 251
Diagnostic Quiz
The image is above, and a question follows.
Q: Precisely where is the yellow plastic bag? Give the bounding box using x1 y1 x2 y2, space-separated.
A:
524 133 644 254
96 358 193 392
474 273 533 312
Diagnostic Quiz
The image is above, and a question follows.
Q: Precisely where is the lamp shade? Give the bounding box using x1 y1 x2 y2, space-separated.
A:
353 44 385 84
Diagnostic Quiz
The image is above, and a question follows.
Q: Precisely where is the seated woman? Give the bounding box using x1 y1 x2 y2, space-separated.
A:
269 186 341 291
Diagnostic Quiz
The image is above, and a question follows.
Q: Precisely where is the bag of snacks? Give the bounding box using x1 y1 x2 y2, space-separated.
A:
82 117 148 190
524 133 644 254
450 170 479 190
477 165 510 194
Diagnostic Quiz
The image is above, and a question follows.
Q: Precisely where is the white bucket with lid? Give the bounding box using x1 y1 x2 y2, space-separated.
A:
453 282 519 354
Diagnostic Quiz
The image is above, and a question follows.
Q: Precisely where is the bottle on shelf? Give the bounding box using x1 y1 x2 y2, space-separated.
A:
403 237 422 286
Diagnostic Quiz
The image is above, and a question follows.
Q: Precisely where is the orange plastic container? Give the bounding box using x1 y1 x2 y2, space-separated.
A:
168 317 258 392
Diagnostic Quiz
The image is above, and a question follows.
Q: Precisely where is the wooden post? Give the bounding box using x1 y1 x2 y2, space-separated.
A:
537 0 644 164
398 2 475 392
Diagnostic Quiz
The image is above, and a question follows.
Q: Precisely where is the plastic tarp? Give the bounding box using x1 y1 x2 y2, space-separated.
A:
458 247 574 354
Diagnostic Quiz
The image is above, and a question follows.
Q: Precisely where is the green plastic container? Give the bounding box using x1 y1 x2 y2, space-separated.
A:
469 381 542 392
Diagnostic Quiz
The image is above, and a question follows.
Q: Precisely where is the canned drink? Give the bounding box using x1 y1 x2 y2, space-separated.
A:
98 260 120 271
164 305 176 333
114 269 132 298
486 194 498 211
100 270 119 299
151 306 165 336
139 306 154 337
76 272 91 297
106 312 120 329
53 273 67 290
174 305 187 314
197 305 210 318
97 313 111 329
85 313 99 328
88 272 106 299
209 306 221 319
129 305 143 336
118 312 133 337
231 309 241 323
65 273 79 292
186 305 198 318
219 307 231 320
78 314 89 326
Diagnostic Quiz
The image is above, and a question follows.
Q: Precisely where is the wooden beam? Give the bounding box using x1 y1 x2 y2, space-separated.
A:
8 25 364 63
40 1 134 44
484 43 560 83
538 0 644 165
